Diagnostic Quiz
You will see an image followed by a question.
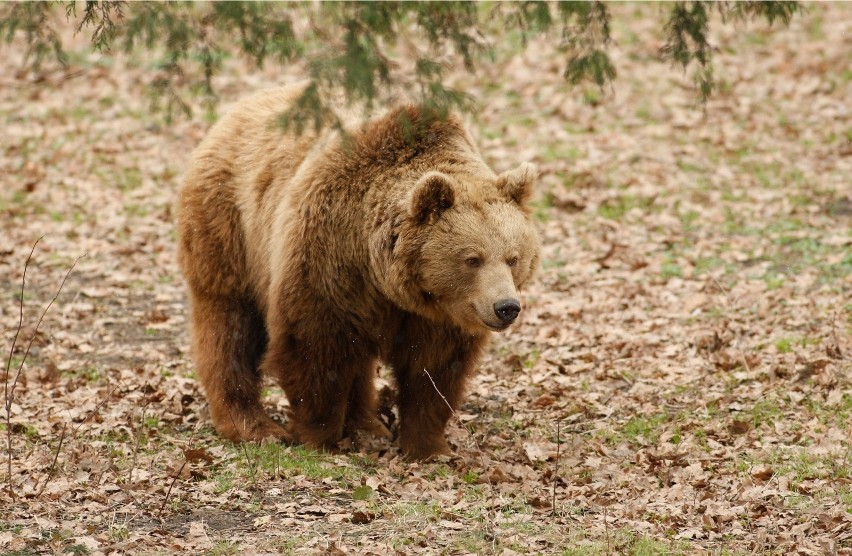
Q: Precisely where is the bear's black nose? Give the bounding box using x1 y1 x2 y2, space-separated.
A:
493 298 521 324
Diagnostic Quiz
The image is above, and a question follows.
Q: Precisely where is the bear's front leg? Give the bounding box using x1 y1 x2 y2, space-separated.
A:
345 367 392 440
261 321 375 451
390 318 487 460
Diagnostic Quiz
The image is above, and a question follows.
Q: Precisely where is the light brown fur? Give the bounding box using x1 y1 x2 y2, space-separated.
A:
177 83 540 459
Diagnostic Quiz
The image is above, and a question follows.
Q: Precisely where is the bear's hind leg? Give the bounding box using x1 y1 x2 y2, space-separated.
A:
189 294 289 442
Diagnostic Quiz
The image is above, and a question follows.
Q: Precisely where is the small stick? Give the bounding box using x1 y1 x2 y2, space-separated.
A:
4 238 40 499
157 425 199 519
4 240 83 499
35 423 67 497
4 238 39 406
226 409 258 480
31 380 112 498
829 310 844 359
422 368 497 539
552 420 561 516
422 368 487 458
157 460 188 519
129 403 150 485
9 252 86 407
72 385 117 435
711 275 753 373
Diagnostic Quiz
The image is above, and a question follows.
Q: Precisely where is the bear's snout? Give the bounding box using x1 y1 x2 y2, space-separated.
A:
493 298 521 325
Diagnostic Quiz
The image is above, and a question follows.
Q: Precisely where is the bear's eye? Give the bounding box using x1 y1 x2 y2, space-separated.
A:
465 256 482 268
506 256 519 267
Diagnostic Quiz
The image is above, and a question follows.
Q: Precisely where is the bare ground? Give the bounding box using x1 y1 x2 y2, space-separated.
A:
1 4 850 555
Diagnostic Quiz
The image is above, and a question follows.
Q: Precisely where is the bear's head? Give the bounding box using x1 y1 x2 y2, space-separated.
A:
383 163 541 333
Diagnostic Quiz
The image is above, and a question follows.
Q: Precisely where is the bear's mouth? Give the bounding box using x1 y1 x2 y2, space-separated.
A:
483 321 512 332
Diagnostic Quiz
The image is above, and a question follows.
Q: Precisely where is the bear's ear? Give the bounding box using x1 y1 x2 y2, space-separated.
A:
408 171 455 224
496 162 537 206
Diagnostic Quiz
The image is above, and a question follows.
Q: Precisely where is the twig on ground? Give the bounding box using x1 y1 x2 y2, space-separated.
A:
158 425 199 520
35 423 67 498
7 253 85 406
422 368 490 461
129 401 151 486
828 310 845 360
3 238 84 499
552 420 561 516
3 239 37 412
73 385 117 435
32 378 113 498
422 368 499 539
711 275 753 373
4 238 39 499
226 409 259 481
158 459 188 519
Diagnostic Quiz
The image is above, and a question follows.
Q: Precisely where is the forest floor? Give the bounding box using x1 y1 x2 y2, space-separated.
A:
1 4 850 555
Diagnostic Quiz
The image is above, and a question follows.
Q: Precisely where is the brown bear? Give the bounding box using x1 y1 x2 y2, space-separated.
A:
177 83 540 460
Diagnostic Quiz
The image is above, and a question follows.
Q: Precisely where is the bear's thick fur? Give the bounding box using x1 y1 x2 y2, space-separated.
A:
177 84 540 459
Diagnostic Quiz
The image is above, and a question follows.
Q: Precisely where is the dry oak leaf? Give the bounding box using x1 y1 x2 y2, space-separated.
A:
523 441 559 463
729 420 751 435
487 466 513 483
349 511 376 524
184 447 214 464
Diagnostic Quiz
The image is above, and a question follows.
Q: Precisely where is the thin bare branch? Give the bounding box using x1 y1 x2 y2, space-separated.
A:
72 384 117 435
4 243 84 500
9 252 87 406
35 423 67 498
4 236 40 409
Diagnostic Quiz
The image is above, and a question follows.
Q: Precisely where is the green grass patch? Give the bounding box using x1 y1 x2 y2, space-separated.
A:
62 366 104 383
124 203 150 218
775 337 793 353
206 541 240 556
1 550 40 556
562 528 691 555
677 161 704 174
745 448 852 498
635 101 652 122
118 168 143 192
107 523 129 542
678 209 700 233
693 255 725 276
522 349 541 370
774 335 820 354
230 443 368 486
582 87 602 106
541 143 581 163
762 271 785 290
139 415 159 429
838 485 852 513
661 254 683 280
531 191 555 223
462 470 479 484
597 194 655 221
622 413 668 445
749 399 784 428
213 470 234 494
803 394 852 427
